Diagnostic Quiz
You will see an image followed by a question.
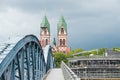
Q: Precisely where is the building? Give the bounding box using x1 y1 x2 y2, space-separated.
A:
40 15 70 53
56 16 70 53
40 16 50 47
68 50 120 80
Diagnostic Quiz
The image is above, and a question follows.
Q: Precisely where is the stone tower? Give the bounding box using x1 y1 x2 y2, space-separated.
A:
40 16 50 47
57 16 70 53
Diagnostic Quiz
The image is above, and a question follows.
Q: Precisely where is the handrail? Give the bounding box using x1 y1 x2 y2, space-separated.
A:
61 61 79 80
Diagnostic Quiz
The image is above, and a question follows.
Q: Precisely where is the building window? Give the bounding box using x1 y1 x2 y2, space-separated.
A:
60 39 62 46
63 39 65 46
46 39 48 45
61 28 64 34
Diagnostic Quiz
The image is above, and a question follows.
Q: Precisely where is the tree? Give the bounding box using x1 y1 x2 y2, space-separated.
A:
69 48 84 54
53 48 84 68
53 52 68 68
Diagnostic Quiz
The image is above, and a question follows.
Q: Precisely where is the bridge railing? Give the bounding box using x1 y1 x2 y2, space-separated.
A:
61 61 80 80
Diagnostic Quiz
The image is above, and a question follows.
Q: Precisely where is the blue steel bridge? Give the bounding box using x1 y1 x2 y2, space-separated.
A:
0 35 55 80
0 35 78 80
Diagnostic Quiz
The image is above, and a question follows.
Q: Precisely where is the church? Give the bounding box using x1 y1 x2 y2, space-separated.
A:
40 15 71 53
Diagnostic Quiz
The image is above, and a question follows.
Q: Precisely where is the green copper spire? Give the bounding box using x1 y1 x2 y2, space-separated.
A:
57 16 67 33
41 16 50 33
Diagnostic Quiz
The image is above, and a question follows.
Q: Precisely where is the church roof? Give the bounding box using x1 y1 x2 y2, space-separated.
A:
41 16 50 33
57 16 67 33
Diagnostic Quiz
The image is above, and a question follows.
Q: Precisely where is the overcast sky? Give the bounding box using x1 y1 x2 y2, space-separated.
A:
0 0 120 50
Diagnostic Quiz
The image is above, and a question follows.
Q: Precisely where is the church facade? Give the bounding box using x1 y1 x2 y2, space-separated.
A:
40 15 70 53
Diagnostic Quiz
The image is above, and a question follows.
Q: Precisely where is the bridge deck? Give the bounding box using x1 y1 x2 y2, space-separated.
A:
45 68 64 80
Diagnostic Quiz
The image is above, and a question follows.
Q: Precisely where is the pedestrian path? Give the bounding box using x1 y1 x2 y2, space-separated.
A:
44 68 65 80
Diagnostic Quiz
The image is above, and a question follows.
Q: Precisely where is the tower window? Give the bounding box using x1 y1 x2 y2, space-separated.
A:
46 39 48 45
63 39 65 46
60 39 62 46
61 28 64 34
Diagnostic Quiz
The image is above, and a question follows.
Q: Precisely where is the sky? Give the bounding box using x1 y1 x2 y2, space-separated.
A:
0 0 120 50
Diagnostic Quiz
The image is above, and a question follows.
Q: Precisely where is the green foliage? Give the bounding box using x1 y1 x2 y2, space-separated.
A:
112 47 120 52
53 52 68 68
98 48 106 55
53 48 84 68
74 48 107 57
69 48 84 54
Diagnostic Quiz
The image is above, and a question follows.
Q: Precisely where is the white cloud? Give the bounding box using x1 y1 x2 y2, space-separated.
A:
0 0 120 49
0 8 40 38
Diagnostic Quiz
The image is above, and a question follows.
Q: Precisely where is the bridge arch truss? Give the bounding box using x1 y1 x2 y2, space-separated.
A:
0 35 54 80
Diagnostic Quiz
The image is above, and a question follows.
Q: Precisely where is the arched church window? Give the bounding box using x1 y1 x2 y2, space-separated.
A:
46 39 48 45
60 39 62 46
61 28 64 34
63 39 65 46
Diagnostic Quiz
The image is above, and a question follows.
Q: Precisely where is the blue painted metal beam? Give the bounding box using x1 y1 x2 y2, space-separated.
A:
0 35 55 80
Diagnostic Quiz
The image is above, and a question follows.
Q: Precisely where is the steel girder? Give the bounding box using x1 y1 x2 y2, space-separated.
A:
46 46 55 71
0 35 54 80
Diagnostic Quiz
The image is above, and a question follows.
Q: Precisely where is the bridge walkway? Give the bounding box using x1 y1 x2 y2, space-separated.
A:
43 68 65 80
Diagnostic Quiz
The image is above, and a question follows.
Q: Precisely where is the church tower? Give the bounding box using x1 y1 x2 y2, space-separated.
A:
57 16 70 53
40 16 50 47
